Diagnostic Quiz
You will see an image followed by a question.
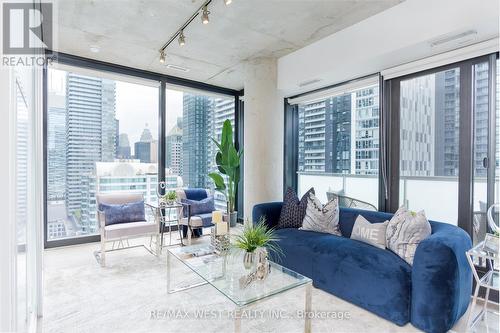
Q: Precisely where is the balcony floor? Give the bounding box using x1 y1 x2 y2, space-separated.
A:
40 232 498 333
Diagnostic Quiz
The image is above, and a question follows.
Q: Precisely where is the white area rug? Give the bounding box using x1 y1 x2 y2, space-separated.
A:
41 236 497 333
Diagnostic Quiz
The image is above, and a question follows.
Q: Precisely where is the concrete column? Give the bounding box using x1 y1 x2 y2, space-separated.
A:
243 58 284 220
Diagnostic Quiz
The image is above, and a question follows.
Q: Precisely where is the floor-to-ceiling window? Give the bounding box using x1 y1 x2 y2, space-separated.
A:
46 65 160 244
386 54 498 240
284 53 498 240
398 67 461 223
165 86 236 212
290 76 380 208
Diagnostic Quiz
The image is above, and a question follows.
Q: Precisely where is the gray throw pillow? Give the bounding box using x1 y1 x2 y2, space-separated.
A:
277 187 315 229
300 192 341 235
386 206 432 265
350 215 388 249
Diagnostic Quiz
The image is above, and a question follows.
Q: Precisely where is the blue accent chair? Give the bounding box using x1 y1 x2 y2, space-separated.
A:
253 202 472 333
176 188 216 244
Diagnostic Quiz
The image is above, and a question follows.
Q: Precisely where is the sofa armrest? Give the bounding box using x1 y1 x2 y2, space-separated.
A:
252 202 283 229
411 221 472 333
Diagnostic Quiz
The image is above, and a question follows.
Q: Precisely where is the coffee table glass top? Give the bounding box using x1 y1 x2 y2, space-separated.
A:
168 243 311 306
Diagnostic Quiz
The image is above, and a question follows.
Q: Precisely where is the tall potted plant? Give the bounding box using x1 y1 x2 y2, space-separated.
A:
208 119 242 227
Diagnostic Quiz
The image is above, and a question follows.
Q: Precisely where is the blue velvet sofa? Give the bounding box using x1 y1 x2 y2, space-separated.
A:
253 202 472 333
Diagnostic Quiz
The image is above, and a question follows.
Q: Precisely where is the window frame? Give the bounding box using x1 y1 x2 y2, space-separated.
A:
43 51 243 248
284 52 498 238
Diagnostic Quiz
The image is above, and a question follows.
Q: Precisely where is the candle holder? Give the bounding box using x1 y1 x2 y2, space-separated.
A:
210 227 230 254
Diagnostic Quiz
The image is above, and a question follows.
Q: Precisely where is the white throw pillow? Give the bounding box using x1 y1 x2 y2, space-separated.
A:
350 215 388 250
300 192 341 235
386 206 431 265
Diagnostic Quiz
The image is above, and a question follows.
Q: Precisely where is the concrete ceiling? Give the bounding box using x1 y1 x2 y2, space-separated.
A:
52 0 403 90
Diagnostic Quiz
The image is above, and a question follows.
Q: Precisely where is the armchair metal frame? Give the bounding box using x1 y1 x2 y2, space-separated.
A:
94 192 161 267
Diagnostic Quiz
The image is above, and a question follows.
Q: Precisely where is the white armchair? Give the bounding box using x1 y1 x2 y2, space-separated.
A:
95 192 160 267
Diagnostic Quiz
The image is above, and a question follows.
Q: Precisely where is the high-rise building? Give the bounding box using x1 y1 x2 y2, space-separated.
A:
79 161 183 229
434 69 460 176
353 86 379 175
298 85 379 175
134 141 151 163
182 94 212 188
47 91 67 200
117 133 131 159
166 117 183 176
65 73 116 232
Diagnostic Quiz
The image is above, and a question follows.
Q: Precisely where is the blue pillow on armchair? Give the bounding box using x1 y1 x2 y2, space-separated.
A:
181 196 215 217
99 200 145 226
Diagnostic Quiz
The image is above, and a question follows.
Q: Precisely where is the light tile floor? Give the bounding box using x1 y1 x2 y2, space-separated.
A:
40 231 498 333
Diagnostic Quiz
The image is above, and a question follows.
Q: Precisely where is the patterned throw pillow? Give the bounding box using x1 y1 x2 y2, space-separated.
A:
277 187 315 229
99 200 145 226
386 206 431 265
181 196 215 216
300 192 341 235
350 215 388 249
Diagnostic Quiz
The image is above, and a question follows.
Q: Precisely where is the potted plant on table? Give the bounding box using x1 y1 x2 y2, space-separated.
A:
208 119 243 227
233 218 282 269
164 190 177 206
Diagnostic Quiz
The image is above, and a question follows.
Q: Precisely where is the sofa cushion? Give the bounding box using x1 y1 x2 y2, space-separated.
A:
180 213 214 228
272 228 411 326
300 193 340 235
99 200 145 226
350 215 388 249
277 187 314 229
339 208 393 238
184 188 209 201
312 233 412 325
386 206 432 265
104 220 156 239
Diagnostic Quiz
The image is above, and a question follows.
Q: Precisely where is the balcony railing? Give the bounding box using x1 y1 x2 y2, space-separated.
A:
298 171 498 226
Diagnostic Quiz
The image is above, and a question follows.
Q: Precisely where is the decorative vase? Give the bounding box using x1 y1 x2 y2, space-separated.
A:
166 199 174 206
229 211 238 227
243 251 255 270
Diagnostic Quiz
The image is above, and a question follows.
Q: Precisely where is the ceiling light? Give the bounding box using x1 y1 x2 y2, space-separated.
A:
178 31 186 46
201 6 210 24
89 45 100 53
159 50 166 63
224 0 232 5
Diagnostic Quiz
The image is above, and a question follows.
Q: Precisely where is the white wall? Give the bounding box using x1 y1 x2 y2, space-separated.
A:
0 67 16 332
243 58 284 220
278 0 499 96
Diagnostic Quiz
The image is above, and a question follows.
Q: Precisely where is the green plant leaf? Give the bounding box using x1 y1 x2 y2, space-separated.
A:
215 152 227 175
228 145 240 168
221 120 233 151
208 172 226 191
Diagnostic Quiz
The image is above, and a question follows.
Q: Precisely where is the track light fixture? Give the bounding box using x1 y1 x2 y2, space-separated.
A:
160 0 234 61
178 31 186 46
201 6 210 24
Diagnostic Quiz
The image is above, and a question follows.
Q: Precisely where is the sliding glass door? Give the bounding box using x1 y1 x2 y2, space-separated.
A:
398 66 461 223
387 54 498 239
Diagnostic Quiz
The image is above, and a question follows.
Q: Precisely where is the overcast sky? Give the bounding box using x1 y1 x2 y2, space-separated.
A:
116 81 184 148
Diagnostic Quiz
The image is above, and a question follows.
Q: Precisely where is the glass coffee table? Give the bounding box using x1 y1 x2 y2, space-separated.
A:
167 244 312 333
